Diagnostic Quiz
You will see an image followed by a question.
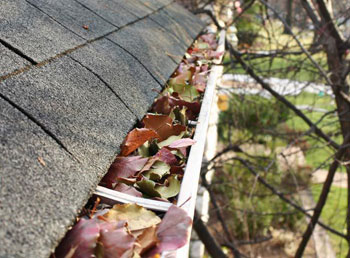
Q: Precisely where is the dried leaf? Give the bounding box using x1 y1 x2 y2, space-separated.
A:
102 156 148 187
104 204 161 231
142 114 186 142
120 128 159 156
136 178 161 197
169 63 192 86
170 107 187 125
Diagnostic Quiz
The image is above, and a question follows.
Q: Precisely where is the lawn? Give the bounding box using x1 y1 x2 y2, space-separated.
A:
311 185 348 257
285 92 341 168
224 54 327 83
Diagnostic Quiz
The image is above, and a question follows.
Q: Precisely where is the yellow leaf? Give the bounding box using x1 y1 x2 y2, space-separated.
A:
104 204 161 231
217 94 229 111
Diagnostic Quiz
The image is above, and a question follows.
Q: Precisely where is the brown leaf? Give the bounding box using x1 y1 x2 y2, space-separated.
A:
120 128 159 156
143 114 186 142
135 225 158 255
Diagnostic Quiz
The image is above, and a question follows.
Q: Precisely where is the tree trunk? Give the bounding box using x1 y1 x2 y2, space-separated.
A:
283 0 293 34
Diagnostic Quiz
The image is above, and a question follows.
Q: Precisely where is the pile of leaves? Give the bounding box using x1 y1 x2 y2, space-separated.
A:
54 33 223 258
100 33 223 201
55 204 192 258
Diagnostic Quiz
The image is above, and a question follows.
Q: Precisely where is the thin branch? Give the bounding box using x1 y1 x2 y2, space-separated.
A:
192 9 223 29
259 0 333 86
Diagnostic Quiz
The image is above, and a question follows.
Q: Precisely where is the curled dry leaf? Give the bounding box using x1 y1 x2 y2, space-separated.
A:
103 204 161 231
102 156 148 188
120 128 159 156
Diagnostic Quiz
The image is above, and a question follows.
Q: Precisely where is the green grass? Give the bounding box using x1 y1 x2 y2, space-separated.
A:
224 54 328 82
284 92 341 168
311 185 348 257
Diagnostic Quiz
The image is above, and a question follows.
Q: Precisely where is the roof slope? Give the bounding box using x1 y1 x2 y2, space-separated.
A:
0 0 204 257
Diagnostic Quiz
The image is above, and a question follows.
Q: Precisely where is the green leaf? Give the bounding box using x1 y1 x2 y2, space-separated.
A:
136 178 161 197
170 107 188 125
136 175 181 199
138 141 150 157
143 161 170 181
156 175 181 199
172 84 199 102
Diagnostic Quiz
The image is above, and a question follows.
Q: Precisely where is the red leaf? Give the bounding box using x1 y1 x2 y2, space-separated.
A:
114 183 143 197
102 156 148 188
55 218 100 258
170 165 184 175
146 205 192 255
155 148 178 166
98 225 135 258
120 128 159 156
152 94 200 120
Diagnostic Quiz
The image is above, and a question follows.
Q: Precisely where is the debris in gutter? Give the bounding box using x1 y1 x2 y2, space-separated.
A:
53 32 223 258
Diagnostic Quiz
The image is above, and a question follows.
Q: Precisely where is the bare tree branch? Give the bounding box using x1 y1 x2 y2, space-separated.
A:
193 210 229 258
